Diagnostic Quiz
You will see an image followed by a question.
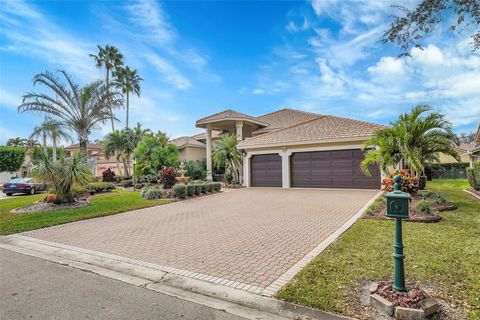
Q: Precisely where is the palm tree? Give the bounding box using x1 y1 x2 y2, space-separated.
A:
6 137 26 147
361 105 459 177
103 129 134 176
212 134 241 184
18 70 121 154
23 139 40 175
33 152 91 203
31 118 71 161
132 122 151 146
155 130 169 147
90 45 124 132
113 66 142 128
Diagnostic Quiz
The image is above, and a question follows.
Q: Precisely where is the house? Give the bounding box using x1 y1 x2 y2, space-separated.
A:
195 108 385 189
170 131 221 163
64 143 126 177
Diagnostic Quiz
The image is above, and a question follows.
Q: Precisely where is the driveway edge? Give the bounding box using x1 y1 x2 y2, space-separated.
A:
0 235 354 320
463 188 480 201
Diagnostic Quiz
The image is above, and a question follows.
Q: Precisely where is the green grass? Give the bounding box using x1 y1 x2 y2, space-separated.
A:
276 179 480 319
0 190 170 235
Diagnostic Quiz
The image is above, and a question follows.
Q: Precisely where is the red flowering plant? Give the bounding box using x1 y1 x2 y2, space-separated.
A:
160 167 177 189
382 169 419 195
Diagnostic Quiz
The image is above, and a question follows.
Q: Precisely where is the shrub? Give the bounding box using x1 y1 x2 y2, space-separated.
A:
137 174 158 185
213 182 222 192
419 176 426 190
114 174 131 183
86 182 116 193
467 163 480 190
193 183 202 195
174 184 187 199
102 168 116 182
185 160 207 180
141 186 163 200
208 182 215 192
44 194 57 203
0 146 26 173
418 190 447 205
383 169 419 195
415 200 432 215
160 167 177 189
201 183 209 194
71 184 88 198
120 179 133 188
187 184 195 196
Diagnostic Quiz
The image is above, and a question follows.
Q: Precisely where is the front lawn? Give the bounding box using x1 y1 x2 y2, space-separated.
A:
277 179 480 319
0 190 170 235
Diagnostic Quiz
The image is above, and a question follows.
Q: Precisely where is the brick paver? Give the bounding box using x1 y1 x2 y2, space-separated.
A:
25 188 377 289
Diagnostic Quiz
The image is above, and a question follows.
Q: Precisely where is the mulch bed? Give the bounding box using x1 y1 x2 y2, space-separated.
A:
363 192 456 223
11 200 90 213
376 281 429 309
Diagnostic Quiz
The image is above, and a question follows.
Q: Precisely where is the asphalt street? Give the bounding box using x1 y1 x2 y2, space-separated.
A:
0 248 248 320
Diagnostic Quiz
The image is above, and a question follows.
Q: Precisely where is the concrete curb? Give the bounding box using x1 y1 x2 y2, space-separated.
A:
463 189 480 201
0 235 353 320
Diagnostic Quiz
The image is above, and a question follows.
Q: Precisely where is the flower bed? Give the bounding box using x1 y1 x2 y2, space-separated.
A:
363 189 456 223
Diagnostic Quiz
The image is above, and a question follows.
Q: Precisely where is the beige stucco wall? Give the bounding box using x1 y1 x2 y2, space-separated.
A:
179 146 206 162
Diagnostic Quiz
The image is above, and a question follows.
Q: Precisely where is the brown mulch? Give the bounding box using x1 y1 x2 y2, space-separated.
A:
376 281 428 309
363 193 452 223
11 200 90 213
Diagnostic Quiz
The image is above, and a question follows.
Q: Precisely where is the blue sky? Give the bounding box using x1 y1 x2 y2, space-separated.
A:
1 0 479 145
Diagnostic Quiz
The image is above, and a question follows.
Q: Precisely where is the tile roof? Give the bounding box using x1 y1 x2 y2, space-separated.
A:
170 136 206 149
64 143 103 150
255 108 320 132
238 115 385 148
196 109 268 126
191 130 222 141
458 143 477 151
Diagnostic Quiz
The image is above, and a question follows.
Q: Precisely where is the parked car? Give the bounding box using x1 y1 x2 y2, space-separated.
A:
2 178 44 196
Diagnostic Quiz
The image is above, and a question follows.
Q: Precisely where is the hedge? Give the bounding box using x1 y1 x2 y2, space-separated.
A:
0 146 26 173
86 182 116 193
467 163 480 190
174 184 187 199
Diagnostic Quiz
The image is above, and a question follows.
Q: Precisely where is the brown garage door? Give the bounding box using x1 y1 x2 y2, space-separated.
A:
251 154 282 187
291 149 380 189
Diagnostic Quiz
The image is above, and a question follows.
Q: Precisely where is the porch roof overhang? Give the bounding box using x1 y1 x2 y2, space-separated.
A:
195 109 268 130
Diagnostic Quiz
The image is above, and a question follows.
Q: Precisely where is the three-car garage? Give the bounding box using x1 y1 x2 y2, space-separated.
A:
250 149 380 189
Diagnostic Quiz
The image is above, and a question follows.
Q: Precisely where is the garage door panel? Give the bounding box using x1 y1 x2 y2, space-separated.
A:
251 154 282 187
291 149 380 189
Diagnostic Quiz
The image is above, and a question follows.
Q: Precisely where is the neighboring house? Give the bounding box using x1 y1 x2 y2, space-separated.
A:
64 143 126 177
195 108 385 189
437 144 474 164
170 136 209 163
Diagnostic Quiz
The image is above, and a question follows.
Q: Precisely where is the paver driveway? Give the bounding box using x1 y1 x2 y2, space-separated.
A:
24 188 378 294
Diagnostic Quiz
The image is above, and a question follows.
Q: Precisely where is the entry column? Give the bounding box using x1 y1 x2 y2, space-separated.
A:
206 125 213 181
279 150 292 188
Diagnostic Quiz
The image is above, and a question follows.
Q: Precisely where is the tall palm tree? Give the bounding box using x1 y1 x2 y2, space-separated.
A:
212 134 241 184
90 45 124 131
31 118 71 161
361 105 459 177
113 66 142 128
155 130 169 147
6 137 26 147
18 70 121 154
132 122 151 147
103 130 127 176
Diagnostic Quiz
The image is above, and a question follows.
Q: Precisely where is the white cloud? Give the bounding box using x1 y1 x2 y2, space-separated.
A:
252 88 265 95
144 53 191 89
0 89 21 109
0 1 97 81
124 0 176 44
411 45 444 65
368 57 405 75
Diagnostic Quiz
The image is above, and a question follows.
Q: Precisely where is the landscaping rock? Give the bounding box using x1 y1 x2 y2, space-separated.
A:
394 306 425 320
370 293 394 316
369 282 379 294
419 297 440 316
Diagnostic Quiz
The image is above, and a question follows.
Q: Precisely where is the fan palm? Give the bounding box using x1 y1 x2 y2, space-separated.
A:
90 45 124 131
113 66 142 128
18 70 122 154
30 118 71 160
6 137 26 147
212 134 241 184
361 105 459 177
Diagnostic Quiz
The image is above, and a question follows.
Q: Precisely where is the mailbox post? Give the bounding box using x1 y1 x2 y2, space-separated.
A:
385 175 410 292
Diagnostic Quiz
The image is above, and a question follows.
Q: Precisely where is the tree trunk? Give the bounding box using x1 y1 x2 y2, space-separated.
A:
126 91 129 129
79 131 88 154
122 156 129 177
106 69 115 132
52 137 57 162
42 132 48 158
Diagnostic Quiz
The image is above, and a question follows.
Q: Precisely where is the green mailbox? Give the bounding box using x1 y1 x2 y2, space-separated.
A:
385 175 410 219
385 174 410 292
